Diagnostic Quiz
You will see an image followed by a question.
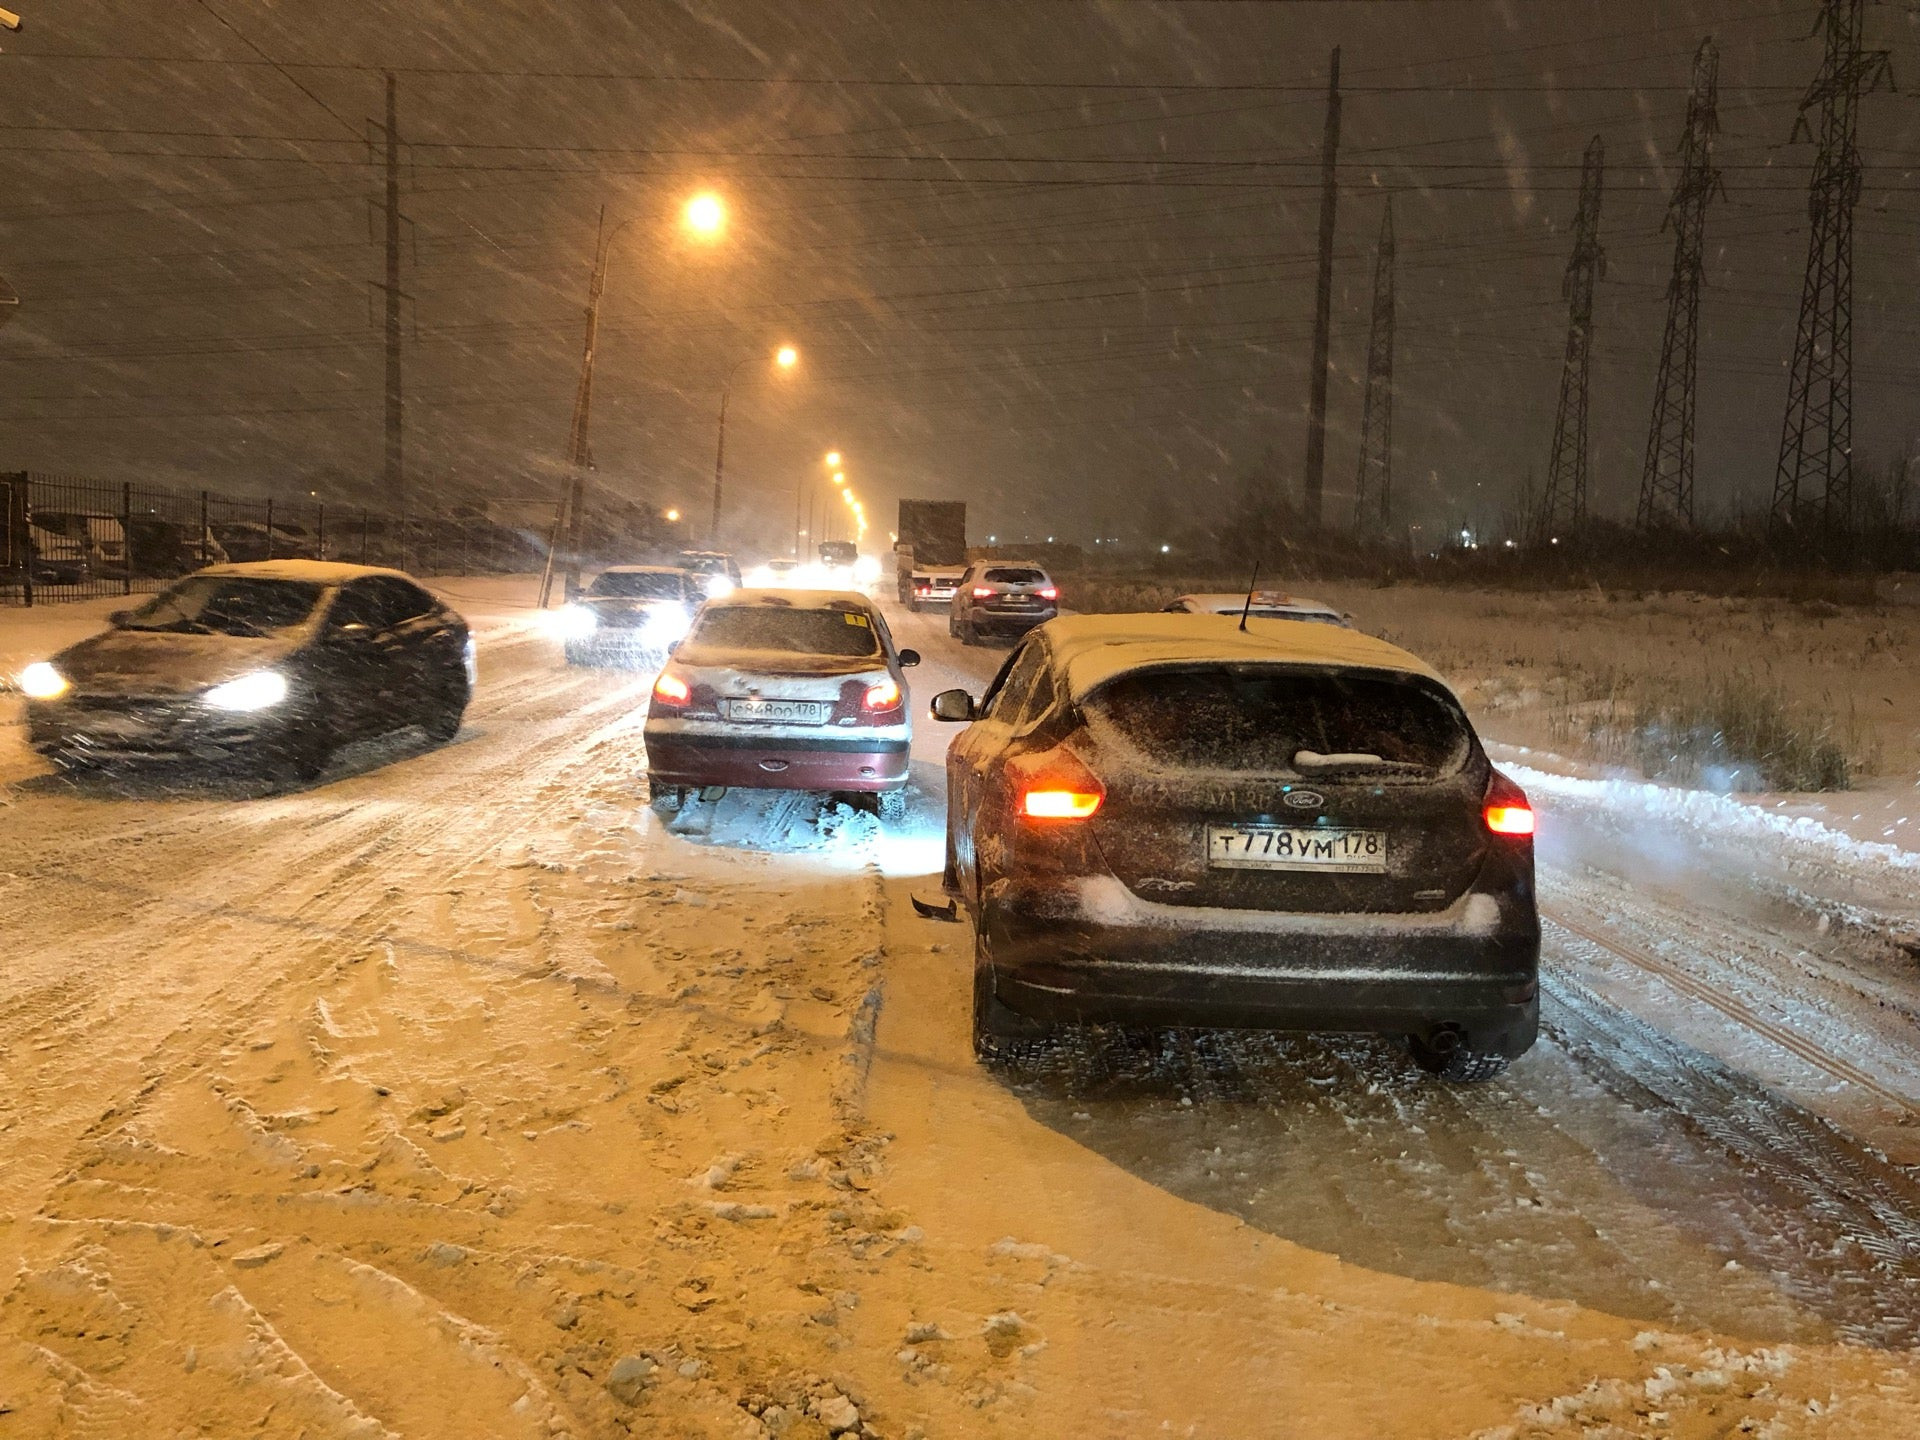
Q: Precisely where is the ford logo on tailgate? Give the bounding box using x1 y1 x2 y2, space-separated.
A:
1283 790 1325 810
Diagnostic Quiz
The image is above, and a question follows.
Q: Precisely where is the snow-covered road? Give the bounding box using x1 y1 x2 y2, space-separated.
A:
2 582 1917 1438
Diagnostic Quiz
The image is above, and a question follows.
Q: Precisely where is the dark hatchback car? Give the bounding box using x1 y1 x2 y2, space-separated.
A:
948 561 1058 644
932 613 1539 1080
19 561 474 783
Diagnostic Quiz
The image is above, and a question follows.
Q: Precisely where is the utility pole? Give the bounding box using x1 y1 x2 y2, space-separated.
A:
373 74 408 511
1638 39 1724 533
1535 135 1606 541
543 209 613 607
1353 198 1396 534
1771 0 1889 549
1301 46 1341 530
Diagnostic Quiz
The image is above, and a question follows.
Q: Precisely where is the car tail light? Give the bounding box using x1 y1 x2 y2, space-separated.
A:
972 587 994 599
1037 587 1058 600
863 677 901 711
1012 745 1106 821
652 671 691 706
1483 772 1534 837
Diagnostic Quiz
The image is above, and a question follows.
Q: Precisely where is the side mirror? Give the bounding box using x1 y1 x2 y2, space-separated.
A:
897 648 921 668
930 688 976 722
108 608 133 627
665 639 681 655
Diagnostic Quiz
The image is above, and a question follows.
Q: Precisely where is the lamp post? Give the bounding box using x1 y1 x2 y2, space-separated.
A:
540 191 730 607
709 344 797 544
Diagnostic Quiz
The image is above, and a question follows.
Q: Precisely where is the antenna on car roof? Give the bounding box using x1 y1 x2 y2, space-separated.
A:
1238 564 1260 632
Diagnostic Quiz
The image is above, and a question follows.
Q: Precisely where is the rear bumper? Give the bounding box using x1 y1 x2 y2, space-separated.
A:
643 727 909 792
965 606 1055 635
981 885 1539 1056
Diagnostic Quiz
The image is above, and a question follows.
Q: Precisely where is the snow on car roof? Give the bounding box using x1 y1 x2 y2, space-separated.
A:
599 564 689 576
704 587 872 611
1177 592 1342 616
1043 612 1445 699
196 559 414 584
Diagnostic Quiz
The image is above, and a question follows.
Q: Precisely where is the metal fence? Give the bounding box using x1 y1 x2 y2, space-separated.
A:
2 471 553 607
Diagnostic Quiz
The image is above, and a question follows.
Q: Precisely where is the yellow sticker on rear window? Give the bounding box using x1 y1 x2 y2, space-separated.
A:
844 613 870 627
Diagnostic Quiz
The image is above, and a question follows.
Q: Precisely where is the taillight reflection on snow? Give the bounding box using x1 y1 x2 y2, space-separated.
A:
652 672 691 705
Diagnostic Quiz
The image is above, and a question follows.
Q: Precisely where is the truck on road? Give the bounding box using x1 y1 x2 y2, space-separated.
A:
894 499 967 607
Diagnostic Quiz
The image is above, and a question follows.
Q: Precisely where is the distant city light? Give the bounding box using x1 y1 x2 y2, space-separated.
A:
1160 544 1171 554
665 508 681 522
825 451 842 467
775 345 798 368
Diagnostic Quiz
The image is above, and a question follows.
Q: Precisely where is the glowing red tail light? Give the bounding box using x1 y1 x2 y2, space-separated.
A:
1482 771 1534 836
972 587 994 599
862 677 901 711
1012 745 1106 822
652 671 691 706
1037 587 1058 600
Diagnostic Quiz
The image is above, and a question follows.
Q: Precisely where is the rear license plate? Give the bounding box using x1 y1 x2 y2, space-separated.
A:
724 698 830 725
1207 825 1388 873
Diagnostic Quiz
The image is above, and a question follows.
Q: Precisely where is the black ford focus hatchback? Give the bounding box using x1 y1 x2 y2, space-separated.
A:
931 612 1539 1080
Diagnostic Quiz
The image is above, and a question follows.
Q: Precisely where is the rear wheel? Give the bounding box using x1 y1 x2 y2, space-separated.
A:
947 611 960 638
265 729 330 787
876 789 908 824
648 778 686 815
1409 1032 1511 1083
971 912 1054 1065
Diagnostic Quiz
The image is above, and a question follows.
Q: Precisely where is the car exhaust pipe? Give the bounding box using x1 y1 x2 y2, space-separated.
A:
1425 1024 1464 1056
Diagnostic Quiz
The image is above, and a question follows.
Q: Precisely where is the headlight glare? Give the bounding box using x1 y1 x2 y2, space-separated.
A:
203 670 288 712
18 662 69 700
704 574 735 598
641 603 691 646
557 604 597 639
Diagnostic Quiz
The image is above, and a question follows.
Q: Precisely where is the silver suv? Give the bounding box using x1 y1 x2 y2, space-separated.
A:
948 562 1058 645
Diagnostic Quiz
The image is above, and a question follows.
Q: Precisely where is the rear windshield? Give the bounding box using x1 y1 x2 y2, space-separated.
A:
122 576 323 637
589 571 684 600
689 606 882 659
1087 666 1471 777
984 567 1046 585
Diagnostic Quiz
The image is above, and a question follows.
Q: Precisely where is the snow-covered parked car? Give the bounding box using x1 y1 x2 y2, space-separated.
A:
930 612 1539 1079
1163 591 1351 626
17 561 474 784
643 588 920 819
557 565 698 666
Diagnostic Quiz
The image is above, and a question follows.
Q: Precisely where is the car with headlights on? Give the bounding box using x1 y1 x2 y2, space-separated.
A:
1163 591 1351 627
643 588 919 820
948 561 1057 644
930 613 1539 1080
558 565 697 666
17 561 474 784
677 550 743 599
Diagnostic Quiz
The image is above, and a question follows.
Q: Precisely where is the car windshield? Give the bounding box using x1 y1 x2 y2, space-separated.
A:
588 571 684 600
688 605 882 658
1088 666 1471 777
120 576 324 637
984 567 1046 585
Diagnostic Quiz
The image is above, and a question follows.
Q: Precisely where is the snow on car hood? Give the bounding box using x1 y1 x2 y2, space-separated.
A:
54 628 305 697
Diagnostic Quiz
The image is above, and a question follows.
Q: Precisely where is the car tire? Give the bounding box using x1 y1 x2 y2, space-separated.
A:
876 789 908 824
266 730 330 787
648 778 686 815
421 670 469 744
1409 1034 1511 1083
971 914 1054 1065
947 611 959 638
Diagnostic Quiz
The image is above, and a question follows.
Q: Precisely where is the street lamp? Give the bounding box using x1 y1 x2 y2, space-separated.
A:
711 344 799 543
683 191 726 240
825 451 842 469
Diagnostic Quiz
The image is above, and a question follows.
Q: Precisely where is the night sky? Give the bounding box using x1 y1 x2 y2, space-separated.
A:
3 0 1918 549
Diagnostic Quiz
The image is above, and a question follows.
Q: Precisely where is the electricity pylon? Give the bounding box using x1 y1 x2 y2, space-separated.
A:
1771 0 1890 546
1535 136 1606 541
1638 39 1724 532
1353 199 1396 533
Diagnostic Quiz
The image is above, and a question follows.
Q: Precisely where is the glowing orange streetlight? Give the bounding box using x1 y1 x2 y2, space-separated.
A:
825 451 842 469
683 190 726 239
776 344 798 369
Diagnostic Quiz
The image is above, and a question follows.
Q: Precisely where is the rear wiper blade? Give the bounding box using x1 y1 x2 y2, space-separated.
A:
1292 750 1428 776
